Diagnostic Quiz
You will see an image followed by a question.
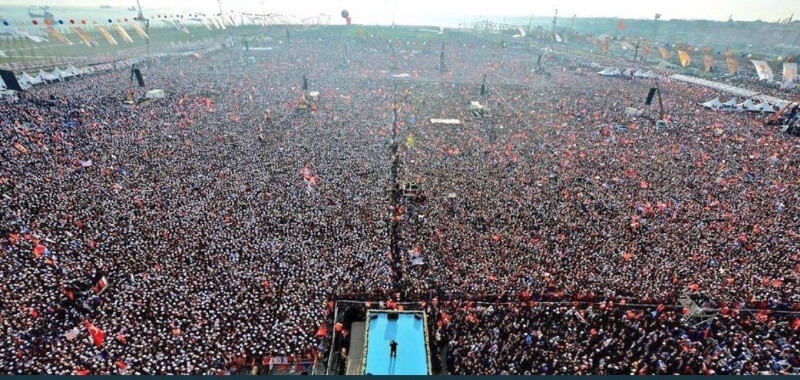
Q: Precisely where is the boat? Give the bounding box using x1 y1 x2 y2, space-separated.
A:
27 6 54 20
101 5 112 9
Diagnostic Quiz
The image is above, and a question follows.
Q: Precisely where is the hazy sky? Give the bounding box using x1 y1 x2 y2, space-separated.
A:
7 0 800 25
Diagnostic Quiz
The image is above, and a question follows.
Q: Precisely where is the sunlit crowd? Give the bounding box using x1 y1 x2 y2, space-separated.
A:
1 28 798 374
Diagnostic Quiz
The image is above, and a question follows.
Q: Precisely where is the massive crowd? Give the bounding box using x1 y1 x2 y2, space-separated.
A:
1 28 798 375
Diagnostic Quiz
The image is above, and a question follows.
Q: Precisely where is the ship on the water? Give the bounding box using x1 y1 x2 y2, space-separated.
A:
27 5 54 20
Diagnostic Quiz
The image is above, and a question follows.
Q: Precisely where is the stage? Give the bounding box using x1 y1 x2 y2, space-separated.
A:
363 310 431 375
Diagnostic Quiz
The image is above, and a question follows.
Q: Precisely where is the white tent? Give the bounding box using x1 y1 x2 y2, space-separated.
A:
753 102 776 113
20 72 42 85
598 67 621 76
721 98 737 108
65 66 83 77
430 119 461 125
16 73 29 87
625 107 643 117
701 97 724 109
725 106 745 113
52 67 70 79
634 69 658 78
642 70 659 78
12 76 32 90
738 99 759 111
144 89 166 99
38 70 59 82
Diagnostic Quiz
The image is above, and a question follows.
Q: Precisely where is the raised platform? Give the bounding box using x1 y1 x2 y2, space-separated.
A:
670 74 789 107
363 310 431 375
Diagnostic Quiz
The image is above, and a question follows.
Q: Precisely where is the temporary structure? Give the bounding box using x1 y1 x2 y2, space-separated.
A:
144 89 166 99
700 97 724 109
598 67 621 76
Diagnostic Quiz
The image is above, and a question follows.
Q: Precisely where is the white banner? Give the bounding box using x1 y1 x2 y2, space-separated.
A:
751 60 774 81
782 62 797 90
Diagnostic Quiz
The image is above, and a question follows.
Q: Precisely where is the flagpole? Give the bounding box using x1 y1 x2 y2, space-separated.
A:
135 0 149 55
652 13 661 40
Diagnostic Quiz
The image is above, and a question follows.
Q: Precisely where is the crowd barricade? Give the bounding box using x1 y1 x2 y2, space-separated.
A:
266 355 318 375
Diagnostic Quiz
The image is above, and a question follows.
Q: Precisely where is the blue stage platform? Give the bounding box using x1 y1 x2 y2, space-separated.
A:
363 310 430 375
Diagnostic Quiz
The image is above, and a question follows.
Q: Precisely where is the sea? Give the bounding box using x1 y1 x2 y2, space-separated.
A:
0 5 198 25
0 4 538 29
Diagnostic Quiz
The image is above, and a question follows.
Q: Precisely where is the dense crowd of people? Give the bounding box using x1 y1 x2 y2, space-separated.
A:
429 302 799 375
1 27 798 374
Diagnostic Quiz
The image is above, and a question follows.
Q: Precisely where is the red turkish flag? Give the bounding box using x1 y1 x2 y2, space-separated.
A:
83 320 105 347
33 244 46 258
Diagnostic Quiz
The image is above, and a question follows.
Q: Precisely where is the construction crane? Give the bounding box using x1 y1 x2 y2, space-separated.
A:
765 94 800 125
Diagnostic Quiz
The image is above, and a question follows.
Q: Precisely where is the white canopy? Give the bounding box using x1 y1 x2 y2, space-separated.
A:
65 66 84 76
633 70 659 78
430 119 461 125
721 98 737 107
625 107 643 117
20 72 42 85
738 99 758 111
737 99 777 113
11 75 32 90
52 67 71 79
701 97 724 109
145 89 166 99
598 67 621 76
642 70 659 78
16 73 29 86
38 70 59 82
753 102 776 113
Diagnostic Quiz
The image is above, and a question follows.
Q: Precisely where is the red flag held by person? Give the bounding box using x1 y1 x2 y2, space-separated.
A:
33 244 46 258
315 324 328 338
84 320 105 347
93 276 109 295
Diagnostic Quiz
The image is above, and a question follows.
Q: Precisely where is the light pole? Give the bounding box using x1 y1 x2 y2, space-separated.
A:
652 13 661 39
135 0 149 54
552 8 558 32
